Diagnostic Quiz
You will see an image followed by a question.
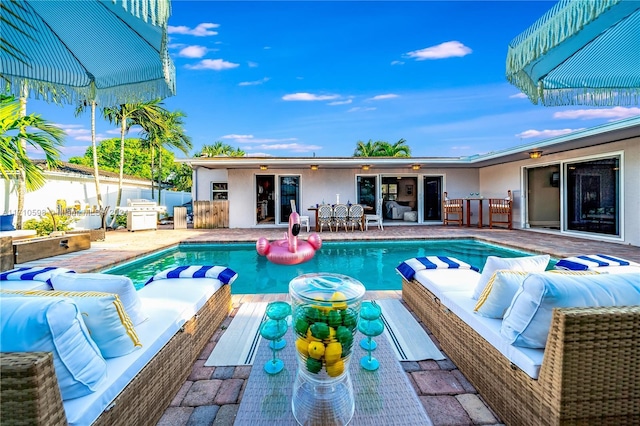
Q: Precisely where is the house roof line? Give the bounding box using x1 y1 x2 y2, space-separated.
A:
176 116 640 169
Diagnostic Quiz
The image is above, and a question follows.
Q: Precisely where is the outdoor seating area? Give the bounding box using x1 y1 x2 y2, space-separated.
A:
442 191 513 228
400 254 640 425
0 266 235 426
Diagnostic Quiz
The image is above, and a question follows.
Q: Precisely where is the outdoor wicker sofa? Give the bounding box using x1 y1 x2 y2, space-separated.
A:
0 277 232 426
403 275 640 426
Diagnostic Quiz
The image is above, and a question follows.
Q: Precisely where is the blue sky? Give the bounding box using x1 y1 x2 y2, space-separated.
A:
27 0 640 160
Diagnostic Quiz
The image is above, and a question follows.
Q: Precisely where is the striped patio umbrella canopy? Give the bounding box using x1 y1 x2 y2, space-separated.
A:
506 0 640 106
0 0 175 106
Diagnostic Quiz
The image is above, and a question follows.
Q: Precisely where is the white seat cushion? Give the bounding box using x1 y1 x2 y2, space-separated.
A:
413 268 481 297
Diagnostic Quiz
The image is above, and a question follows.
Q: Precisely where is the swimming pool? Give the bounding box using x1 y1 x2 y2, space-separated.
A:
104 239 540 294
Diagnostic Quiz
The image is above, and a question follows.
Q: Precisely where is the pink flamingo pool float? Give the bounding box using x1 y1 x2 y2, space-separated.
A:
256 212 322 265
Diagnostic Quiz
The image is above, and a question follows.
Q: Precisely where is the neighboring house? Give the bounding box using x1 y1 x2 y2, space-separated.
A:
178 117 640 247
1 161 191 230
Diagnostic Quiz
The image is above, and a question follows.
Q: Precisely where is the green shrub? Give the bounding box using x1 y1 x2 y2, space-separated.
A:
23 213 78 236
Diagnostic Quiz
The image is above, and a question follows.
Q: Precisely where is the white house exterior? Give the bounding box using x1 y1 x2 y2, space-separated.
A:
1 162 191 230
179 117 640 247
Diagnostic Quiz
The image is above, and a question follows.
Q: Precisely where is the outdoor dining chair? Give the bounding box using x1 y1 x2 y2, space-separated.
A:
442 192 464 226
365 198 384 231
317 204 334 232
333 204 349 232
347 204 364 232
489 190 513 229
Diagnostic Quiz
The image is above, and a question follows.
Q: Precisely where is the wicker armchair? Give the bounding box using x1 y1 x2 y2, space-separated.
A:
317 204 333 232
347 204 364 232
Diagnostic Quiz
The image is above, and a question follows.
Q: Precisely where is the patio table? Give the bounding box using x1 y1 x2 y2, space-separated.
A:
235 328 432 425
465 197 484 228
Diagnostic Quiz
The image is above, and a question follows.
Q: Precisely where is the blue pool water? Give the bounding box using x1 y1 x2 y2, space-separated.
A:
104 239 538 294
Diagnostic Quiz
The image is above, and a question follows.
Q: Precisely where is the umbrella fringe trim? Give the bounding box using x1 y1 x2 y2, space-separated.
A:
115 0 171 27
3 75 175 107
506 69 640 106
506 0 623 74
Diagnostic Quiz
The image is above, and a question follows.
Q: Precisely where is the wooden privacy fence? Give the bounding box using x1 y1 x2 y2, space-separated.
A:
194 200 229 229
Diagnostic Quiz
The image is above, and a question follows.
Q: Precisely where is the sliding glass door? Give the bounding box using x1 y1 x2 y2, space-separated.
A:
279 175 300 223
565 156 620 236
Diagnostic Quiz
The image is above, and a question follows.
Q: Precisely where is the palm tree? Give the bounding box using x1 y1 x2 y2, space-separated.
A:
102 101 167 214
353 139 381 157
75 100 103 210
138 108 191 204
376 139 411 157
199 141 245 157
1 93 64 228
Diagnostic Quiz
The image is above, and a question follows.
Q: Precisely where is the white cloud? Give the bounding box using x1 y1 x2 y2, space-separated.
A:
553 107 640 121
185 59 239 70
367 94 399 101
249 143 322 153
406 41 472 60
509 93 528 99
168 43 186 49
106 128 121 135
282 93 339 101
347 107 377 113
179 45 207 58
223 134 298 144
391 60 405 66
328 99 353 106
516 128 580 139
247 61 259 68
264 46 271 50
238 77 270 86
222 134 254 140
168 23 219 37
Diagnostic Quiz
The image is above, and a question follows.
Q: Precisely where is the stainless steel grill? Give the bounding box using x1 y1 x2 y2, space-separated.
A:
121 199 166 231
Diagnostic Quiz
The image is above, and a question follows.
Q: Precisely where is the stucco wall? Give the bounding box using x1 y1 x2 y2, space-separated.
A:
479 135 639 246
1 175 191 229
197 167 479 228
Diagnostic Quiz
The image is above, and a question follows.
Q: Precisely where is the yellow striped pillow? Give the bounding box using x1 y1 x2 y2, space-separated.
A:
474 270 529 318
1 289 142 358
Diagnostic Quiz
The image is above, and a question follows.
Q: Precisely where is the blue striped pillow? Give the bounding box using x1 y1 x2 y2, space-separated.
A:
145 265 238 286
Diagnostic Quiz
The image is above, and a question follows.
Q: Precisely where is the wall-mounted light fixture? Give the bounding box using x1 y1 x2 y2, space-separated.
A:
259 165 268 171
529 150 543 159
310 164 319 171
361 164 370 171
411 164 421 171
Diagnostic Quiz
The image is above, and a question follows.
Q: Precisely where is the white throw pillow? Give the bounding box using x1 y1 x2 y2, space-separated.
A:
0 296 107 400
474 270 529 318
474 270 601 319
472 255 550 300
51 272 147 325
501 272 640 348
1 289 142 358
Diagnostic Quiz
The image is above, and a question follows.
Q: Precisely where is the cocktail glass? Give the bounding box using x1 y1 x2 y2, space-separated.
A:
359 301 381 351
260 318 288 374
358 317 384 371
266 301 291 350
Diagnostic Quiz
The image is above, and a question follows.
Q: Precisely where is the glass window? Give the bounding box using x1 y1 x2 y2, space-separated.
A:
565 156 619 236
279 176 300 223
211 182 228 200
356 176 377 209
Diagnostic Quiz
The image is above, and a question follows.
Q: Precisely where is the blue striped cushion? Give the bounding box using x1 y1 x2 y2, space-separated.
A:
555 254 636 271
396 256 479 281
0 267 75 288
145 265 238 286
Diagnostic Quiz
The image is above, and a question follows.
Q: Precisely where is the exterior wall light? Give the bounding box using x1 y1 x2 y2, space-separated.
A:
361 165 370 171
260 165 268 170
310 165 319 170
411 164 421 171
529 150 543 159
